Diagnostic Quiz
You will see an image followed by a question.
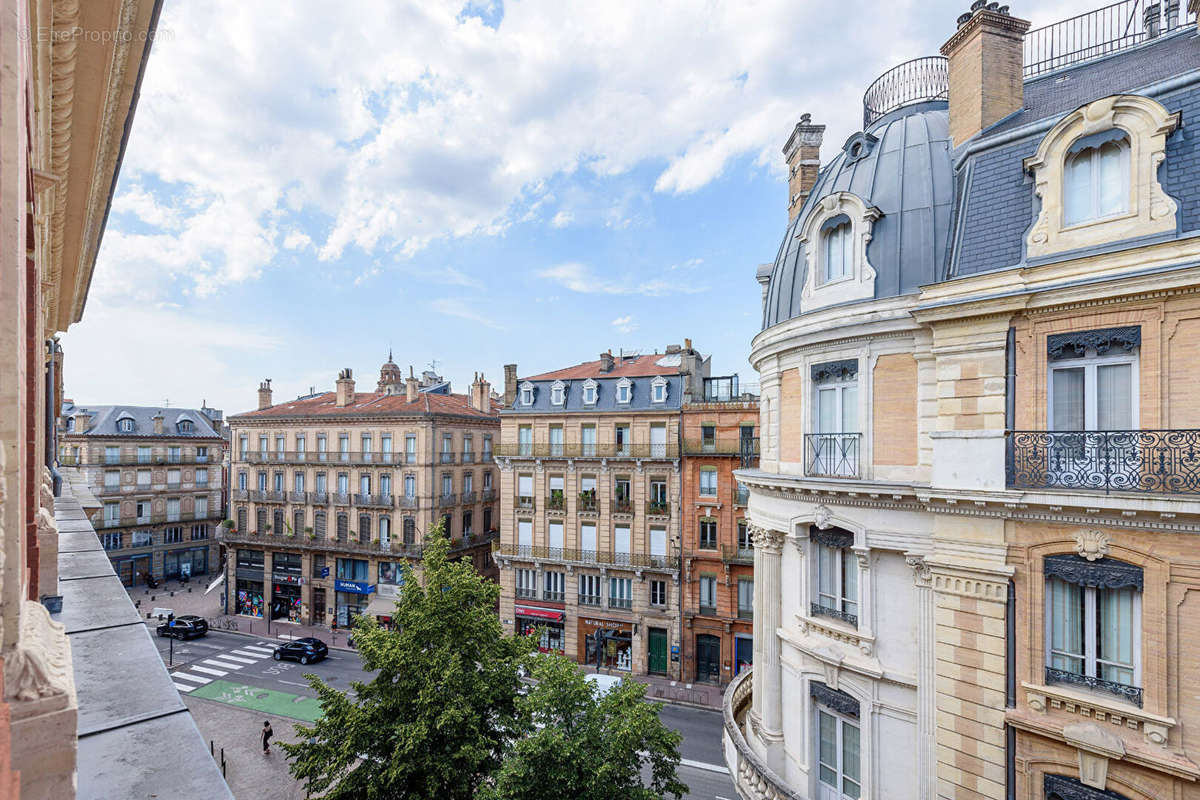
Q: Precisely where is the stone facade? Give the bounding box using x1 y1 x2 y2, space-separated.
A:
221 364 500 629
679 392 758 686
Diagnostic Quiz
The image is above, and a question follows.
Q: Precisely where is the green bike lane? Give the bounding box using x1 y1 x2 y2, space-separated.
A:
190 679 324 722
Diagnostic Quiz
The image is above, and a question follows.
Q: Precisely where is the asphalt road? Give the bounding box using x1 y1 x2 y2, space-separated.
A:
155 628 736 799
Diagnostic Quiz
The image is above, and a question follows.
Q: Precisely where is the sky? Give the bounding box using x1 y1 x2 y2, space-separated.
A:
60 0 1092 417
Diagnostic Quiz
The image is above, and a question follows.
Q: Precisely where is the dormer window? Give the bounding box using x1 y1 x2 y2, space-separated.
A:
66 417 75 432
615 378 632 404
118 418 134 433
820 215 853 285
550 381 566 407
519 381 535 406
582 379 598 405
651 376 668 404
1064 132 1130 227
178 420 194 433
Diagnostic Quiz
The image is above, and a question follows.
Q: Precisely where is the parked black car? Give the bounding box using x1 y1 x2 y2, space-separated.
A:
272 637 328 665
156 615 208 640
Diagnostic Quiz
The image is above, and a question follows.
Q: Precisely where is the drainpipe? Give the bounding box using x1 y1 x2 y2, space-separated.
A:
1005 579 1016 799
45 339 62 497
1005 327 1016 484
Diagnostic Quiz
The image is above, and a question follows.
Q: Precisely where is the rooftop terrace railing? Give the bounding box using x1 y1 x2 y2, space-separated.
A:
1023 0 1196 78
862 56 949 128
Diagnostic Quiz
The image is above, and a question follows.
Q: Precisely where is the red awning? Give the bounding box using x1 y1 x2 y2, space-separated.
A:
515 605 564 622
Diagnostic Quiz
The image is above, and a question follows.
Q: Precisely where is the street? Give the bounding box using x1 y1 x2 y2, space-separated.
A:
154 629 736 799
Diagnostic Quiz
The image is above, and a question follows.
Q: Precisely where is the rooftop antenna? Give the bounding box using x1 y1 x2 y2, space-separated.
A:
428 359 441 374
163 398 170 408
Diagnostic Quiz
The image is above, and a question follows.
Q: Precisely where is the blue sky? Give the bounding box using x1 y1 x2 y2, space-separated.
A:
60 0 1088 416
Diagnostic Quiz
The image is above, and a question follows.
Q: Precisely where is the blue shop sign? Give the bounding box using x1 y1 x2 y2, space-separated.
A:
334 579 375 595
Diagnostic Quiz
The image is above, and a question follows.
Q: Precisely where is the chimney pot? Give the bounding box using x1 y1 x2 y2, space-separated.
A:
503 364 518 407
599 352 615 372
783 114 825 222
336 368 356 407
257 379 273 411
406 367 419 403
941 5 1031 146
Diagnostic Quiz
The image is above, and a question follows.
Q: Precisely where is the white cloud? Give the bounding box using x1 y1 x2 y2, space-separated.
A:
611 315 638 334
538 262 706 297
550 210 573 228
430 297 505 330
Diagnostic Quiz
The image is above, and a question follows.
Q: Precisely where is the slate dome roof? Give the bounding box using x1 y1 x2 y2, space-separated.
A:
762 102 955 329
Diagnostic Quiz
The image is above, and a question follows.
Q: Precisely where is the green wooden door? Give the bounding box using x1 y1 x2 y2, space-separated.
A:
648 628 668 674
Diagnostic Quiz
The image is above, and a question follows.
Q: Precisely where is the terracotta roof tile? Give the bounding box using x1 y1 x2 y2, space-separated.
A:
524 354 681 381
230 391 499 420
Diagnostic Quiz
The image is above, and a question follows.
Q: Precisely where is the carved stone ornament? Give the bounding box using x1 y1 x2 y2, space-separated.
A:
1074 529 1112 562
1044 554 1142 591
810 360 859 384
749 524 785 554
1048 327 1141 362
4 601 73 709
1043 772 1133 800
812 504 834 530
811 527 853 549
906 555 932 584
1063 722 1125 792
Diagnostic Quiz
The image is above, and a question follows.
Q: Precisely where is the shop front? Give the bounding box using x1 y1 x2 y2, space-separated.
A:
334 578 374 626
235 548 265 617
164 545 209 580
271 552 303 622
366 581 401 628
578 616 633 672
113 554 152 587
515 605 564 654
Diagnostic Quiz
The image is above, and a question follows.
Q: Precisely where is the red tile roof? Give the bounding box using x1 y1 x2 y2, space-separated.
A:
230 391 500 420
524 354 681 381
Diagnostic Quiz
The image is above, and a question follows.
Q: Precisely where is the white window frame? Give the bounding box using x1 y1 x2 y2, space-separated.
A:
582 379 598 406
1044 575 1142 691
1047 347 1139 432
550 381 566 407
815 705 862 800
819 215 854 286
1063 135 1131 228
519 381 535 406
615 378 632 405
651 376 667 404
812 539 859 625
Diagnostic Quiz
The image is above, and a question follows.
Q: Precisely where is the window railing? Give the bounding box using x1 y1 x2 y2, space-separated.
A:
804 433 861 478
480 451 494 464
288 490 307 503
721 545 754 564
481 488 496 502
645 500 670 517
515 587 538 600
738 607 753 620
494 543 679 570
357 493 394 508
699 604 717 617
579 594 601 607
516 495 535 511
218 526 427 558
399 495 419 509
332 492 352 505
542 590 565 603
1007 430 1200 495
461 451 475 463
862 55 948 128
811 601 858 628
440 452 456 464
546 494 566 511
740 437 760 469
608 597 632 610
462 490 477 504
735 486 750 506
68 453 219 466
1045 666 1143 707
578 493 598 513
495 442 680 459
439 493 457 507
239 450 408 466
311 491 329 505
611 498 633 515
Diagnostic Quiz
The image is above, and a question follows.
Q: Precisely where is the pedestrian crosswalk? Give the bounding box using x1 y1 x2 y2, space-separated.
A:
170 641 278 693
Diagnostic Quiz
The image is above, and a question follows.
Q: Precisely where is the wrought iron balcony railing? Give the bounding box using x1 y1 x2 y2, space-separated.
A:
398 495 419 509
740 436 760 469
645 501 670 517
577 494 598 513
862 55 948 128
515 496 535 511
542 591 565 603
461 490 477 504
721 545 754 565
546 494 566 512
67 453 216 466
1007 430 1200 495
805 433 861 478
735 486 750 506
495 442 679 460
811 601 858 628
611 499 633 515
440 452 457 464
356 493 394 508
439 493 457 507
494 543 679 570
608 597 632 610
481 488 496 502
461 451 475 463
238 450 410 466
288 491 307 503
218 526 427 559
1045 666 1143 707
578 594 601 607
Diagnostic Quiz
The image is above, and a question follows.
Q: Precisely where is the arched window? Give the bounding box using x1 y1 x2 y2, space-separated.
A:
273 510 284 533
314 511 326 539
359 515 371 540
236 507 247 532
336 513 348 540
1064 132 1130 226
403 517 416 545
255 508 267 532
118 418 134 433
820 215 853 284
178 420 193 433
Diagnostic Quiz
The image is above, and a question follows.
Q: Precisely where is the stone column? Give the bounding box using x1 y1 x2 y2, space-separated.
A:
907 555 936 799
749 524 786 769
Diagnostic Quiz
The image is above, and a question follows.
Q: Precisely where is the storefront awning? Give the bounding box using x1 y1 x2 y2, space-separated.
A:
365 594 395 619
515 605 564 622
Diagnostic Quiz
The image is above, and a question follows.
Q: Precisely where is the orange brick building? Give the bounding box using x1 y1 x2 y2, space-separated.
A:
680 376 758 686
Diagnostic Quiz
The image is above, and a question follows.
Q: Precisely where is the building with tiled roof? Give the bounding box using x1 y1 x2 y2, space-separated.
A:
219 361 500 629
493 341 711 680
58 403 227 588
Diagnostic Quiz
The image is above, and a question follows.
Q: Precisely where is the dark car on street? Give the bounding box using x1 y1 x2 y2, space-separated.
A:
272 637 328 665
156 615 208 640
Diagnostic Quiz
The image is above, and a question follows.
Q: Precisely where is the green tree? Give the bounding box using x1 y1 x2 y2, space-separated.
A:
281 527 532 799
480 654 688 800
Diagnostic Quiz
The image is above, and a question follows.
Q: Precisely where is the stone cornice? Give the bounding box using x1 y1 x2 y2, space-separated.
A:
228 412 499 428
737 470 1200 533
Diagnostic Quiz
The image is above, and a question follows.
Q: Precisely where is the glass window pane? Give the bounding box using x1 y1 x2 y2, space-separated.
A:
1097 363 1133 430
818 544 836 599
1097 586 1136 684
818 388 837 433
842 720 861 784
1064 151 1091 225
1098 141 1128 216
818 711 837 777
842 553 858 610
1052 368 1086 431
1049 578 1085 673
841 385 858 431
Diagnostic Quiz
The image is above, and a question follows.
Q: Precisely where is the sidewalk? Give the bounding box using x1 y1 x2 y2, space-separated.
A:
127 577 360 651
580 664 726 710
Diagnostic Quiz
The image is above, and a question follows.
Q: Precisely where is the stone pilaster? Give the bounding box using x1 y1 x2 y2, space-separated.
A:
908 555 937 800
749 523 786 770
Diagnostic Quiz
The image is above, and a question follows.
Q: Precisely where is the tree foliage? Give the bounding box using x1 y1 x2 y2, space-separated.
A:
479 655 688 800
282 524 687 799
281 528 531 799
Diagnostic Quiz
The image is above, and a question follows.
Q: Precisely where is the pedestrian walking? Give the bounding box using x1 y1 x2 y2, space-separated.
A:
261 720 274 756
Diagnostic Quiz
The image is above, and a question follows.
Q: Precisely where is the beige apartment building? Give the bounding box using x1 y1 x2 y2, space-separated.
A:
58 403 226 586
728 4 1200 800
494 344 709 679
219 358 500 628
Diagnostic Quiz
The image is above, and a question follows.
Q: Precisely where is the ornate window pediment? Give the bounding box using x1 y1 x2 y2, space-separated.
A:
582 378 598 405
550 380 566 406
651 376 667 403
798 192 881 312
810 681 860 718
1025 94 1180 259
519 381 535 406
615 377 632 404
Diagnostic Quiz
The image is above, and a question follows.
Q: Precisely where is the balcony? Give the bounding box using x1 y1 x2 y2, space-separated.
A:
645 500 670 518
515 587 538 600
480 451 494 464
462 490 477 504
1007 430 1200 495
311 491 330 505
288 490 307 503
461 451 475 464
516 495 536 512
546 494 566 513
440 452 457 464
579 594 601 607
332 492 352 506
721 545 754 565
542 591 565 603
611 498 633 516
92 510 224 529
495 441 679 460
239 450 406 466
608 597 632 610
217 526 426 559
811 601 858 628
723 670 802 800
398 495 420 509
481 488 496 502
356 493 394 508
804 433 861 478
494 543 680 571
66 453 215 466
439 492 457 508
233 489 249 501
577 493 598 513
1044 665 1143 707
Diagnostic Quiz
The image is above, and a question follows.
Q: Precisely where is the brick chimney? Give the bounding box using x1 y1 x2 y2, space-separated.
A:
336 368 356 407
406 366 419 403
74 410 91 433
470 372 492 413
783 114 825 222
153 412 164 435
599 351 615 373
503 364 518 407
257 379 273 410
941 2 1031 147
